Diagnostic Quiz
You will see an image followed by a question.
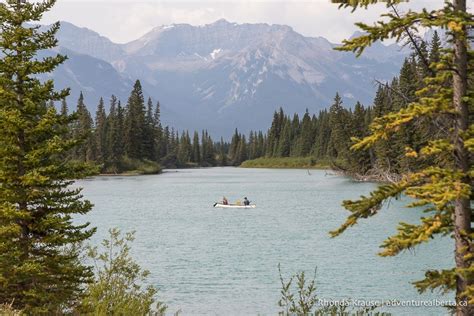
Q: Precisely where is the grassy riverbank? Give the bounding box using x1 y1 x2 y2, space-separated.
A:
101 158 162 175
240 157 329 169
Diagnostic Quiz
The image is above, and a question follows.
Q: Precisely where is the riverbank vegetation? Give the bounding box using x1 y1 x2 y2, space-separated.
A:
240 157 328 169
1 0 472 314
66 30 443 176
240 32 443 177
63 31 444 174
65 83 221 174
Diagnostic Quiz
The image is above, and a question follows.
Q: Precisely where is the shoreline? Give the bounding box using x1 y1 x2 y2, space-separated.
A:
240 165 329 170
96 162 392 184
240 157 330 170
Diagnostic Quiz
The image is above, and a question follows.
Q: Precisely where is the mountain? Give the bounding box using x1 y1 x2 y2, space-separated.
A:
48 20 408 136
40 48 132 108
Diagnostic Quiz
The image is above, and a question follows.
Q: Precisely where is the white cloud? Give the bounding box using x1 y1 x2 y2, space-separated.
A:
40 0 446 43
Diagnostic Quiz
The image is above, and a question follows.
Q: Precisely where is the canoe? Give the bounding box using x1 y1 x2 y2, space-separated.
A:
213 203 256 209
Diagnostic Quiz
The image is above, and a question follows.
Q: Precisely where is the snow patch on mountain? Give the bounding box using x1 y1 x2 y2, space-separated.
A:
210 48 222 59
50 19 407 136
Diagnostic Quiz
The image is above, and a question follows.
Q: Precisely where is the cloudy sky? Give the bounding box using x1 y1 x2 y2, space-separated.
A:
41 0 446 44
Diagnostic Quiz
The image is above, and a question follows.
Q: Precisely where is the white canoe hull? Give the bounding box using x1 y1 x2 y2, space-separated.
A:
214 203 256 209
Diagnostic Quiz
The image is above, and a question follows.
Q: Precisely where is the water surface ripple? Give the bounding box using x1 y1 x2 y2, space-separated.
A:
77 167 452 315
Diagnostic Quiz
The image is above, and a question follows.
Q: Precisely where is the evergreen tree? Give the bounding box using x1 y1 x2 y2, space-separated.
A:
218 137 228 166
429 30 441 65
153 101 163 161
327 93 349 160
257 131 266 158
398 58 418 105
416 41 431 79
313 110 330 159
143 97 156 161
177 131 192 166
229 129 241 164
162 128 178 167
297 110 314 157
125 80 146 159
0 1 95 312
277 119 291 157
162 126 170 159
116 101 126 160
266 108 285 156
235 135 248 165
348 102 371 173
201 130 215 166
192 131 201 164
95 97 107 164
60 98 68 116
290 113 301 155
74 92 95 162
331 1 473 312
105 95 122 171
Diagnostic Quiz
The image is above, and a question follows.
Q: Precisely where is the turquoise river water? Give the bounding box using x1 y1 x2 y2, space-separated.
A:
76 167 453 315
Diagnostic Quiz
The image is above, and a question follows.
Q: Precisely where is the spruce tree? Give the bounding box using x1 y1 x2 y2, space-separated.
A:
177 131 192 166
219 137 228 166
0 0 95 313
248 131 256 160
60 98 68 116
74 92 95 162
153 101 163 161
201 130 215 166
116 100 126 160
429 30 441 65
229 129 241 164
105 95 122 171
162 126 170 159
327 93 349 160
348 102 371 173
266 109 284 156
297 110 314 157
95 97 107 164
125 80 145 159
143 97 156 161
236 135 248 165
313 110 330 159
277 119 291 157
192 131 201 164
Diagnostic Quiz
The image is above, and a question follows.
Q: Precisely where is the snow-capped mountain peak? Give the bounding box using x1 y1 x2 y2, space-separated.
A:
51 19 407 136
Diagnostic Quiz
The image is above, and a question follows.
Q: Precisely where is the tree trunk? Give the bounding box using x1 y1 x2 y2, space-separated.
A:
452 1 472 315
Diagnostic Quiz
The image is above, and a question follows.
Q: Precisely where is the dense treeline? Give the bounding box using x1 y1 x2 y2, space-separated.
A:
238 32 443 179
2 0 472 313
68 80 224 173
72 32 443 177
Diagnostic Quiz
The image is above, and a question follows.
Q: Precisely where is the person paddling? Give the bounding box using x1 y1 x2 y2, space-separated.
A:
243 197 250 206
222 196 229 205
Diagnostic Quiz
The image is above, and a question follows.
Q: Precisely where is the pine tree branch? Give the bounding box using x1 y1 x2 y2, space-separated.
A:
373 78 411 104
390 4 435 77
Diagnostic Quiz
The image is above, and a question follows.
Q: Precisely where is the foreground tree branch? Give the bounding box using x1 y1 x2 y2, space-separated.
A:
330 1 473 314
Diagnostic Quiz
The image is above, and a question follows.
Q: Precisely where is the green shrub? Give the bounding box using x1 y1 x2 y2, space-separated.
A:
102 157 162 175
278 265 390 316
79 229 166 316
241 157 329 169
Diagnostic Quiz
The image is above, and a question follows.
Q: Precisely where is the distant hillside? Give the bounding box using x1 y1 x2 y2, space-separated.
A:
44 20 408 136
